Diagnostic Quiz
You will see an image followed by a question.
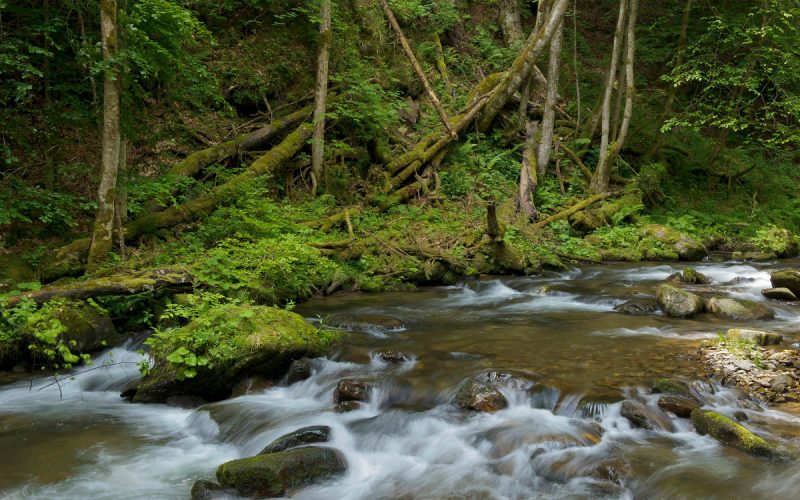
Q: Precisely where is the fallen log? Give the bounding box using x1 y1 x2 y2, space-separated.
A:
4 269 193 306
41 123 314 281
532 190 622 229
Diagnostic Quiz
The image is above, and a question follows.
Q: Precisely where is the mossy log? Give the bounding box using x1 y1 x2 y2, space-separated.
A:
4 269 193 306
40 124 314 281
532 191 621 229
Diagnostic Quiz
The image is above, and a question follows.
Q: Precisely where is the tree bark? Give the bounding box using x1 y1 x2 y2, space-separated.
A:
518 121 540 220
311 0 331 194
477 0 569 132
380 0 456 138
589 0 628 194
499 0 523 47
5 269 193 306
536 18 563 177
87 0 121 273
533 191 620 229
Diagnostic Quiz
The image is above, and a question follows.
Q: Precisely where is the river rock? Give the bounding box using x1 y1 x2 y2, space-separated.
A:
133 306 339 403
656 284 704 318
478 371 534 391
726 329 782 346
770 269 800 296
216 447 347 497
260 425 331 454
334 379 370 404
230 375 274 398
682 267 711 284
324 313 405 331
706 298 775 321
614 298 660 316
657 396 699 418
377 350 411 363
620 400 667 430
590 459 633 486
651 377 693 397
190 479 237 500
456 379 508 412
286 358 313 384
690 409 777 457
761 287 798 301
335 400 362 412
640 225 707 261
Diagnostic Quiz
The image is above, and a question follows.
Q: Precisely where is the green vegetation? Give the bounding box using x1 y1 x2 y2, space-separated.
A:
0 0 798 385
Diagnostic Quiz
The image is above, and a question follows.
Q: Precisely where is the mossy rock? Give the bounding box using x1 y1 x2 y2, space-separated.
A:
133 306 340 403
705 297 775 321
726 328 782 346
216 446 346 497
324 313 405 332
651 378 693 397
750 227 799 258
682 267 711 284
640 225 706 261
690 409 777 457
656 284 704 318
771 269 800 296
0 254 35 292
260 425 331 454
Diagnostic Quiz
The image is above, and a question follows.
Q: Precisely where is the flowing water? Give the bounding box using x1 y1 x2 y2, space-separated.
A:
2 260 800 499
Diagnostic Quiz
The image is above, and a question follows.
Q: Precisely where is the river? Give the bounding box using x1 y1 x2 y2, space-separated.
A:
1 260 799 499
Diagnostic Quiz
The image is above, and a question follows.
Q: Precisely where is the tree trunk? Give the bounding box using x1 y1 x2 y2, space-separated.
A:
477 0 569 132
115 137 128 256
664 0 693 115
311 0 331 194
432 32 453 96
87 0 121 274
499 0 523 47
536 18 563 177
380 0 456 138
518 121 539 220
589 0 627 194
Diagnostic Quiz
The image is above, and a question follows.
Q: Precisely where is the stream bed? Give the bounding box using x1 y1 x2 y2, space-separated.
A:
2 260 800 499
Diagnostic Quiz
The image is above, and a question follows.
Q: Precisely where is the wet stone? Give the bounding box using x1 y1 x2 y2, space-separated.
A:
613 298 660 316
230 375 274 398
333 379 371 404
657 396 699 418
761 287 797 301
620 400 657 430
456 379 508 413
378 351 411 364
286 358 313 384
260 425 331 454
190 479 237 500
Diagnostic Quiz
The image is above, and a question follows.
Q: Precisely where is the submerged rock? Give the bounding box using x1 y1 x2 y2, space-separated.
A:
656 284 704 318
260 425 331 454
324 313 405 331
230 376 274 398
133 306 339 403
190 479 237 500
770 270 800 296
681 267 711 285
286 358 313 384
456 379 508 413
620 400 669 431
614 298 660 316
726 329 782 346
334 379 370 412
705 297 775 321
216 447 347 497
761 287 798 301
651 378 693 397
690 409 777 457
377 350 411 364
657 396 699 418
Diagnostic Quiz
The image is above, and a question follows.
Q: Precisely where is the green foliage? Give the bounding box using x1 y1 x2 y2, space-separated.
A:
0 294 90 371
638 163 667 208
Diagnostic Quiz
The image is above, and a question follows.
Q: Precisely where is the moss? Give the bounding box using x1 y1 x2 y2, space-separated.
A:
216 447 346 497
134 305 341 402
0 254 35 292
690 409 777 457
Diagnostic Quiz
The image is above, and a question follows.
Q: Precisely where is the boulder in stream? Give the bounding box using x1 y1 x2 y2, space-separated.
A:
456 379 508 413
656 285 704 318
190 479 238 500
690 409 777 458
770 269 800 296
651 378 693 397
334 379 370 404
761 287 798 301
132 306 340 403
323 313 405 332
681 267 711 285
286 358 313 384
620 400 669 431
216 446 347 497
260 425 331 454
657 396 699 418
377 350 411 364
726 328 782 346
705 297 775 321
640 225 707 261
614 298 660 316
